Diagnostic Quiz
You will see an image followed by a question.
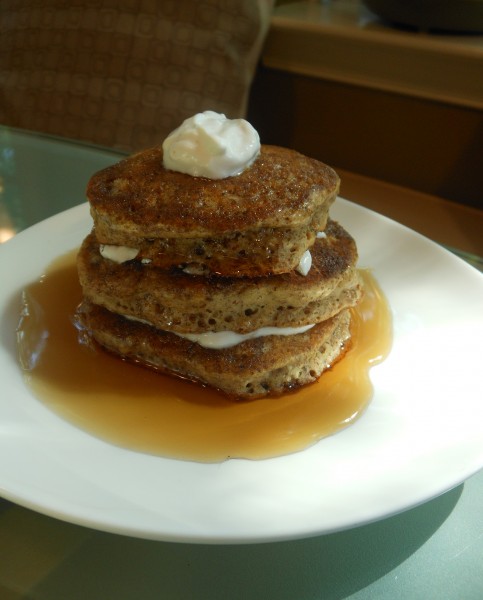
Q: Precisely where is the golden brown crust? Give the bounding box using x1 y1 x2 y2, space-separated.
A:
87 145 340 238
77 219 362 334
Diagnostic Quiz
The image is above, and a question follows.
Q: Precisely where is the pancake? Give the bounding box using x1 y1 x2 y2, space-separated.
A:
76 301 352 399
78 219 362 335
87 145 339 276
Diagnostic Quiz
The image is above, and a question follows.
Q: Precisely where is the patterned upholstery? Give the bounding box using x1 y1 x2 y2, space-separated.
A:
0 0 273 151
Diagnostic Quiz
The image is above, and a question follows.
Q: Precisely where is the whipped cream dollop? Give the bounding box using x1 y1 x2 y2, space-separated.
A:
162 111 260 179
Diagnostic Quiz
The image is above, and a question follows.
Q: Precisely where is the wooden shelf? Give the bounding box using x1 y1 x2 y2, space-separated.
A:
338 168 483 257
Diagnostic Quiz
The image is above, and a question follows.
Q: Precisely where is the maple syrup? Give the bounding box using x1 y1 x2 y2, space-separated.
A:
17 250 392 462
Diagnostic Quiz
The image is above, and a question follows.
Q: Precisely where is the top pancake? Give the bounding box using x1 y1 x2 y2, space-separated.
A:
88 145 339 238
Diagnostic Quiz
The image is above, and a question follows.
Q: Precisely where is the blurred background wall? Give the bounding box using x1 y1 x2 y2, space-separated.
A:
247 65 483 209
247 1 483 210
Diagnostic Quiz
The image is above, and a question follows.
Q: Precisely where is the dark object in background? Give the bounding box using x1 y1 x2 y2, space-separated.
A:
362 0 483 33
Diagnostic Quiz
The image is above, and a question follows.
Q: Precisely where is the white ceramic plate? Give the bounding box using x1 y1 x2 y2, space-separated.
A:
1 199 482 543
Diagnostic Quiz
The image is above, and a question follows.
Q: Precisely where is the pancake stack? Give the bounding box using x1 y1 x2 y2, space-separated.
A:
77 144 363 398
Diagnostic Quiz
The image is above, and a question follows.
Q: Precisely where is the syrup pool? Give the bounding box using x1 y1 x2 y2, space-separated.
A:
17 250 392 462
